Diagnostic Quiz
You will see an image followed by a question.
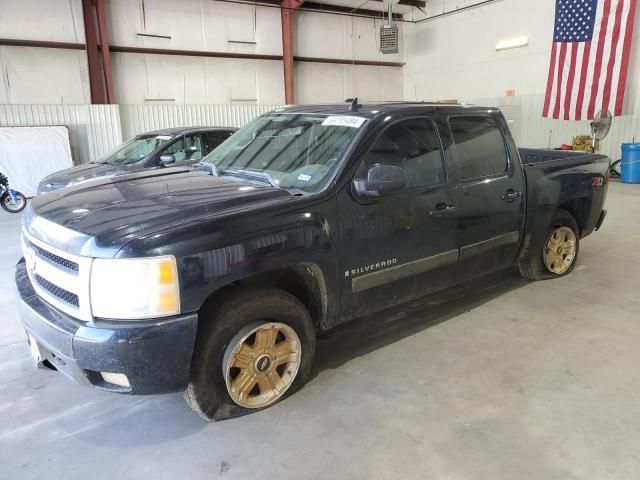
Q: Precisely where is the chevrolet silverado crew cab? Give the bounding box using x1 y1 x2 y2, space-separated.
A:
37 126 236 195
16 102 609 420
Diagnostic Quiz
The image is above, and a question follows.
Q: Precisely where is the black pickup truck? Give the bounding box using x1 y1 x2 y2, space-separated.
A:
16 103 609 420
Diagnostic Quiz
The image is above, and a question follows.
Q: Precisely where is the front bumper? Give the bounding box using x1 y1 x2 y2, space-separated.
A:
15 260 198 394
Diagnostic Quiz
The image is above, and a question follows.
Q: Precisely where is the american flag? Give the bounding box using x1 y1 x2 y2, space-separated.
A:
543 0 637 120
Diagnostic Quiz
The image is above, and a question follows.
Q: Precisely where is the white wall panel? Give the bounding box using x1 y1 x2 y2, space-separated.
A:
0 105 122 164
295 63 403 104
107 0 282 55
0 47 90 104
119 104 280 140
111 52 284 104
295 13 403 64
467 88 640 161
0 0 84 43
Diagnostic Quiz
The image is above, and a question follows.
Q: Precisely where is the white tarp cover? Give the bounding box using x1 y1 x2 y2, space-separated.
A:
0 126 73 197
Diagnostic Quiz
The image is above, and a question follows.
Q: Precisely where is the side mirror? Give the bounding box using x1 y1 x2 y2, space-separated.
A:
159 154 176 165
353 164 406 197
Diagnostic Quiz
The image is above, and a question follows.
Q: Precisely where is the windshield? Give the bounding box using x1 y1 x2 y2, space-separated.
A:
100 135 173 165
201 113 366 191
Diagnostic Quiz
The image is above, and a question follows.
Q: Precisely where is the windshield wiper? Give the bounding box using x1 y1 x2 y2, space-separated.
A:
220 168 280 188
193 161 221 176
193 164 297 192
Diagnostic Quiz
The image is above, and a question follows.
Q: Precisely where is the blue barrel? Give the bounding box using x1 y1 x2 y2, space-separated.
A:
621 143 640 183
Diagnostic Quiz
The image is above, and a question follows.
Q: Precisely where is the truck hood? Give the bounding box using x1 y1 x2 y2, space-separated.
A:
38 162 147 194
26 168 293 257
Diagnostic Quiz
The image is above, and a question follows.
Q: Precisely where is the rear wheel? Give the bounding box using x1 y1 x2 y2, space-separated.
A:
519 209 580 280
185 288 315 420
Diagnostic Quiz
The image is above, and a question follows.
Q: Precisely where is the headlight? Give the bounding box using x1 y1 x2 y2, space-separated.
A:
90 256 180 319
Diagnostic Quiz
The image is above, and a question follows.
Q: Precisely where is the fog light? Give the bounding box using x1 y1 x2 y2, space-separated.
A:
101 372 131 388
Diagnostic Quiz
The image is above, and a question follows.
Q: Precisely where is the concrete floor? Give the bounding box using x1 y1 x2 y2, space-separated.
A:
1 181 639 479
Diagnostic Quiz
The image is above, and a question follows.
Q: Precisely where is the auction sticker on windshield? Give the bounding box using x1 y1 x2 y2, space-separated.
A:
321 116 366 128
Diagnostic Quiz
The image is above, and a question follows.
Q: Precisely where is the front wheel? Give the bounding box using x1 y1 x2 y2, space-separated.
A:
185 288 316 420
1 191 27 213
519 209 580 280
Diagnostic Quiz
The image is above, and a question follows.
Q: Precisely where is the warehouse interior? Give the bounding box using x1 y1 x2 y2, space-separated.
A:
1 0 640 479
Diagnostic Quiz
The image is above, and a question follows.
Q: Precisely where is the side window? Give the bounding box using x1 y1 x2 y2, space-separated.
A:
161 134 204 164
358 118 446 189
449 116 509 180
203 132 231 155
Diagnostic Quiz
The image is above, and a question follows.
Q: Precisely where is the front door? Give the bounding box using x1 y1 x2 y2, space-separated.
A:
447 115 525 282
337 116 459 320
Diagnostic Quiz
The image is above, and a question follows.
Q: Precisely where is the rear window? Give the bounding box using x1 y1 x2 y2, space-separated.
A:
450 116 509 179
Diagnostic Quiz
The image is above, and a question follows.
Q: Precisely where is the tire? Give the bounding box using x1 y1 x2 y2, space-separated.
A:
185 288 316 421
610 159 621 177
519 208 580 280
1 191 27 213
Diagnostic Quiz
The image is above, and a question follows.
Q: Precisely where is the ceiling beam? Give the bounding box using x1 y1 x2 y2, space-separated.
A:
369 0 426 8
246 0 404 20
302 1 404 20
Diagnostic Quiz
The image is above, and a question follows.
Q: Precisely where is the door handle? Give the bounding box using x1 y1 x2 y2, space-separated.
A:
501 189 522 202
429 203 457 217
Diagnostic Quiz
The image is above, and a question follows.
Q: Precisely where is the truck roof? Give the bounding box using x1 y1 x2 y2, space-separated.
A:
140 126 238 137
275 102 500 118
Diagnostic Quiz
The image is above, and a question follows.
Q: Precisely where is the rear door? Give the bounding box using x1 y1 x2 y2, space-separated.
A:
448 115 525 282
337 116 459 320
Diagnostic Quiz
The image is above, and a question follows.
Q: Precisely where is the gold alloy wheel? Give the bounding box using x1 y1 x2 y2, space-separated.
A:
223 322 302 409
544 226 577 274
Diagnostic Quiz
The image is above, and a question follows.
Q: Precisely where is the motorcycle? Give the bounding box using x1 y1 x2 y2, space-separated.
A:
0 173 27 213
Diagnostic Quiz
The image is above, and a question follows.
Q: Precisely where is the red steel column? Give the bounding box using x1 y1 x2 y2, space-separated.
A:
94 0 114 103
281 0 304 104
82 0 106 104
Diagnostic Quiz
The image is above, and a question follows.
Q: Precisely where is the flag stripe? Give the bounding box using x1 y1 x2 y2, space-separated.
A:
549 45 562 118
564 43 579 120
569 43 585 119
553 43 568 119
609 1 629 114
602 0 625 113
575 41 592 121
594 0 616 114
587 0 612 119
583 1 605 119
615 0 637 115
543 42 559 117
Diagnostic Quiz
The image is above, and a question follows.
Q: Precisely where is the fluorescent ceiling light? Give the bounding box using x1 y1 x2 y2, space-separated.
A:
496 36 529 51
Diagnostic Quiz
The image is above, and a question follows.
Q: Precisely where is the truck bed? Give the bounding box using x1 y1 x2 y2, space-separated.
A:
516 147 610 264
518 148 606 165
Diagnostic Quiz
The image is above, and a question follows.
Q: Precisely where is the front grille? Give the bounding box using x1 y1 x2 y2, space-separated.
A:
31 243 79 273
34 274 80 307
22 225 92 321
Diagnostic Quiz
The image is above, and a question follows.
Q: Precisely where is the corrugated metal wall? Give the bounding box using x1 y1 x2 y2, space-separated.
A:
0 104 280 164
3 100 636 164
0 104 122 164
119 104 281 140
468 87 640 161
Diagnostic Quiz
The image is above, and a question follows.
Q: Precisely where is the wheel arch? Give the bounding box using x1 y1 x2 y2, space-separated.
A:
198 262 328 332
556 197 590 236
